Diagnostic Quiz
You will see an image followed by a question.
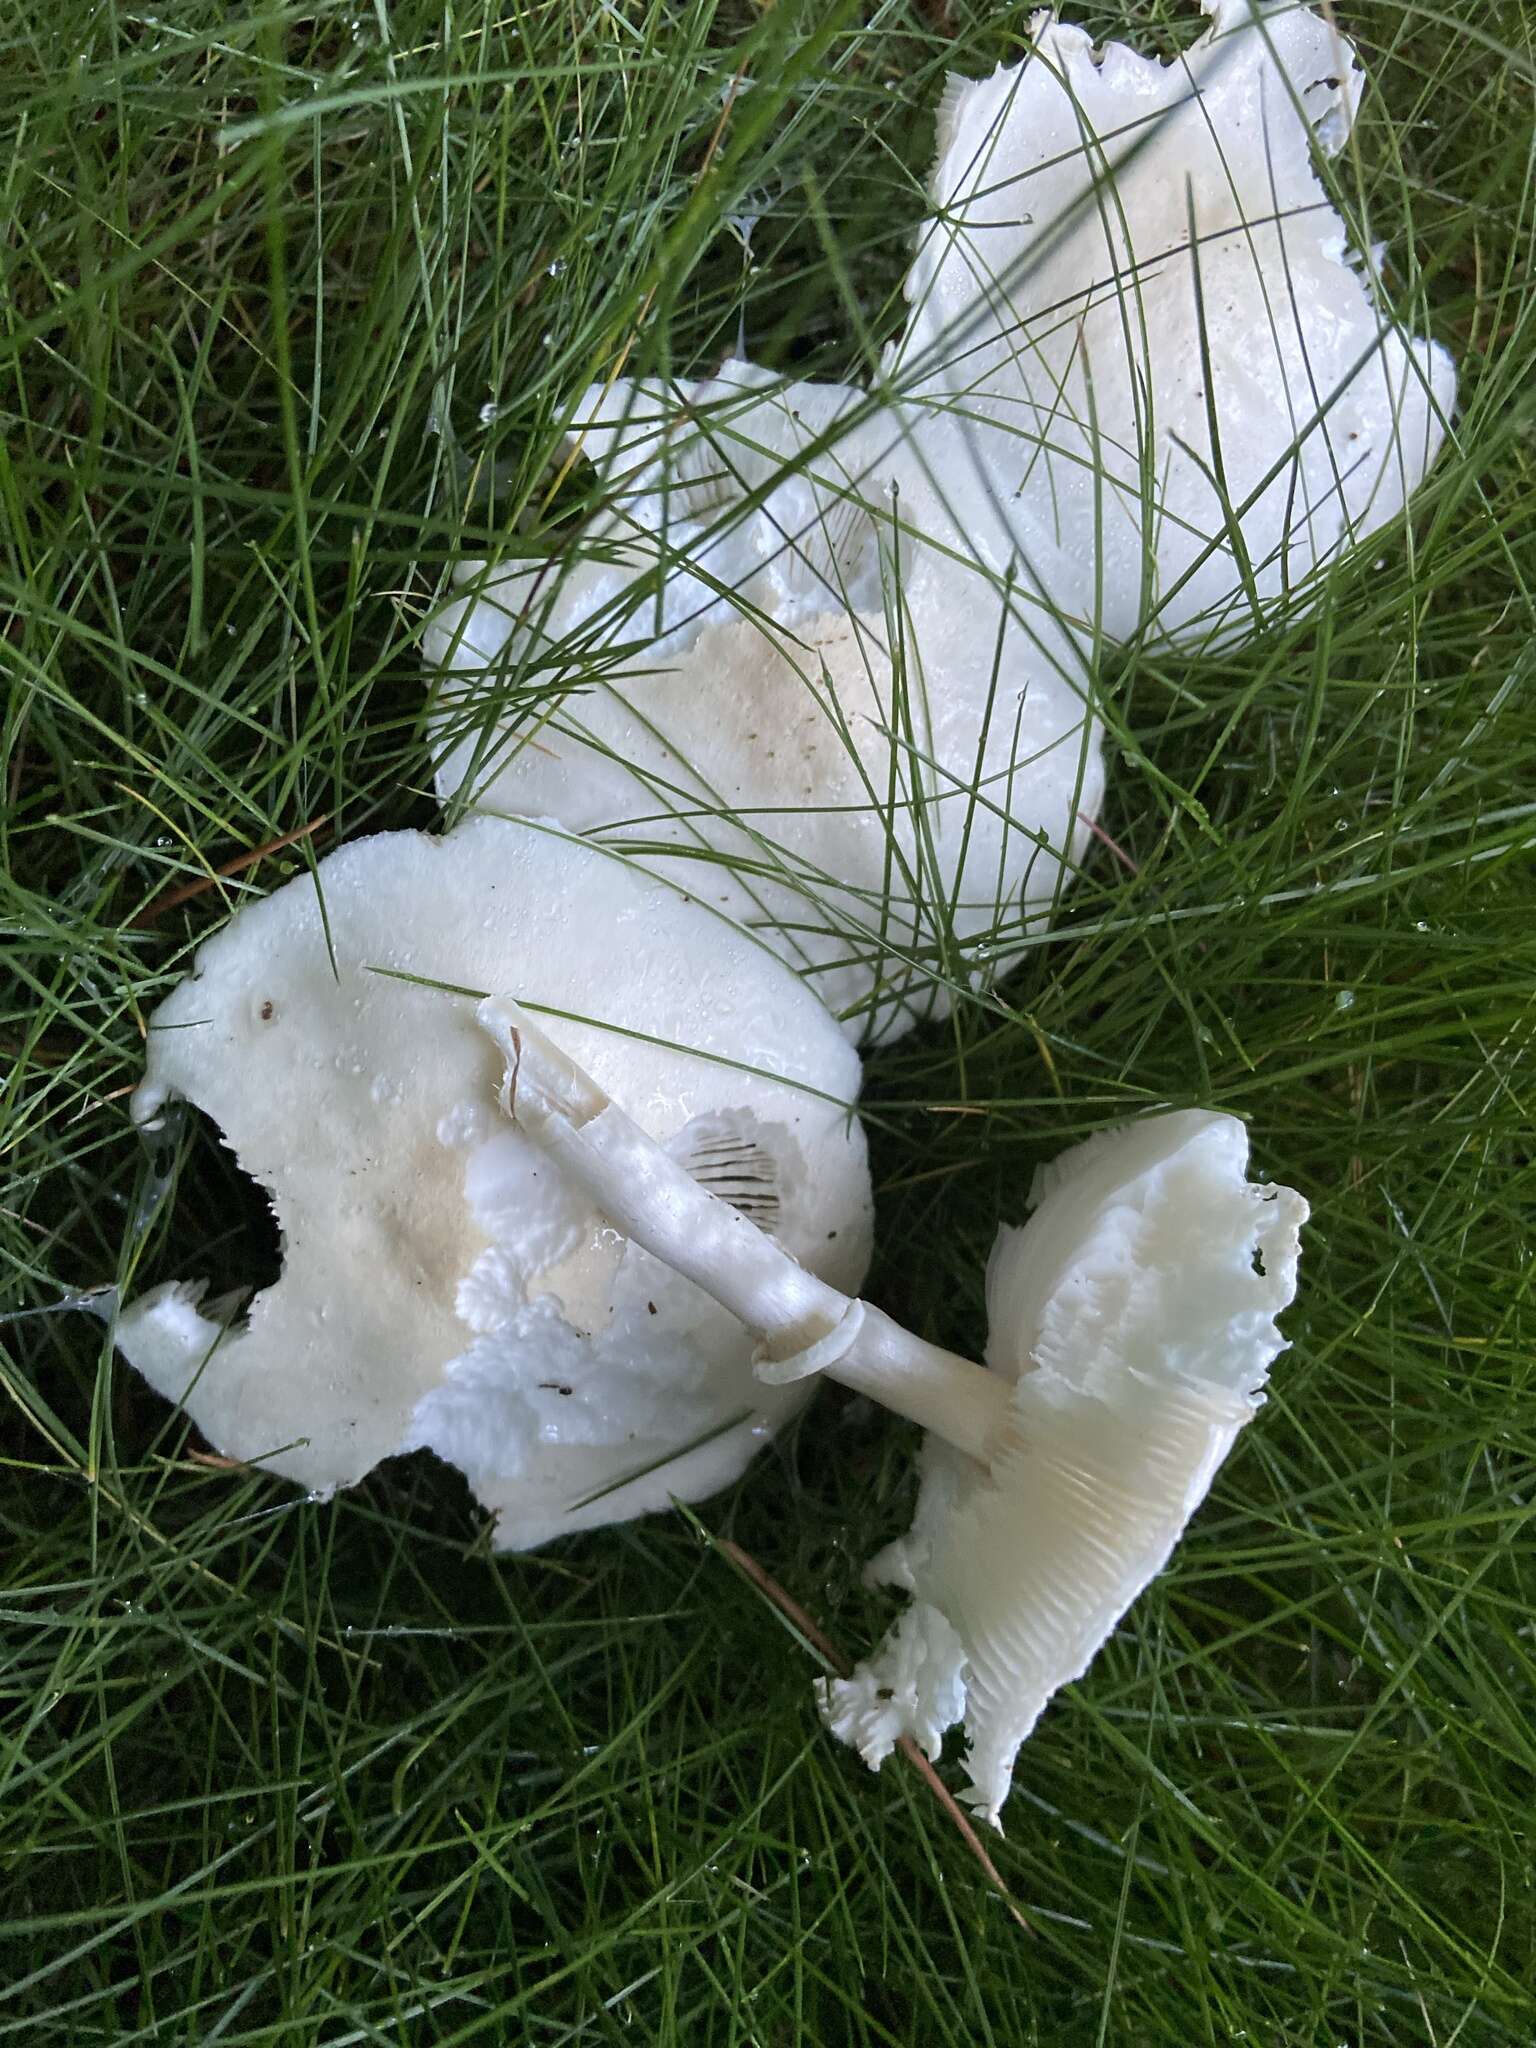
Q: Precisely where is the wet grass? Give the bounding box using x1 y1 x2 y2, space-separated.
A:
3 1 1535 2039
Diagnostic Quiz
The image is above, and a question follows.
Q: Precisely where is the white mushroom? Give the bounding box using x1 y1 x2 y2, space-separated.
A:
480 1005 1307 1823
114 815 871 1550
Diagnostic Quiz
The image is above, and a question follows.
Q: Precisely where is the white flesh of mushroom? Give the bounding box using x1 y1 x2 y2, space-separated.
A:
114 815 871 1551
479 1008 1307 1825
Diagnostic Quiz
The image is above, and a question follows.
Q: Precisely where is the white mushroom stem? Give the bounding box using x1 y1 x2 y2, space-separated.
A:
478 999 1010 1463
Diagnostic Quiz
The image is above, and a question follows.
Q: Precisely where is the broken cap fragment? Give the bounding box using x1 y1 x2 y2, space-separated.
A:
114 814 872 1551
481 1006 1307 1824
893 0 1456 644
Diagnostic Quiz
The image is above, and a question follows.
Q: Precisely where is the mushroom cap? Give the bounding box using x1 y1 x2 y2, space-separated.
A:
890 0 1456 645
425 367 1103 1046
818 1109 1308 1826
115 815 871 1550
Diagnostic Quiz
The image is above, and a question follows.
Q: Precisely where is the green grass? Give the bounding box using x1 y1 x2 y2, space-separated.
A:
3 0 1535 2039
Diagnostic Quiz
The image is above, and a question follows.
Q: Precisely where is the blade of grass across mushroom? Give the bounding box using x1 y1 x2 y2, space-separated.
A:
563 1406 757 1518
431 373 897 752
456 724 1021 1050
438 630 903 1007
481 1003 1309 1825
367 968 868 1118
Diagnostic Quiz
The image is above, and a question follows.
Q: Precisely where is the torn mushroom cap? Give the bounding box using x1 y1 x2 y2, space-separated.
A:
893 0 1456 645
426 364 1103 1047
475 1017 1306 1827
820 1109 1308 1825
114 814 871 1551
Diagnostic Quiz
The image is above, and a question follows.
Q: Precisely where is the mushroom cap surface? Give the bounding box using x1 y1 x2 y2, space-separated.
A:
892 0 1456 645
115 815 872 1550
426 367 1103 1046
818 1109 1307 1825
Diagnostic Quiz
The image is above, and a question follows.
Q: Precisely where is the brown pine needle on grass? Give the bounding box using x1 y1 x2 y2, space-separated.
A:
714 1534 1032 1932
129 814 333 927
